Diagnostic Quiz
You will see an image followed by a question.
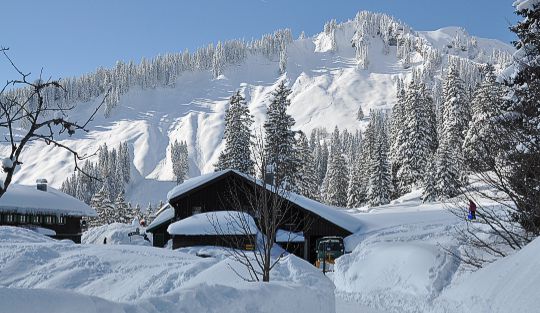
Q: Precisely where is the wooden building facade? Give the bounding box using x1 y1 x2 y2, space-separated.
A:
149 170 359 263
0 183 96 243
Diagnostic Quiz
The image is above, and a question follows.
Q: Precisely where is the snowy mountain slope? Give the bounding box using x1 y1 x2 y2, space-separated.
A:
0 12 514 205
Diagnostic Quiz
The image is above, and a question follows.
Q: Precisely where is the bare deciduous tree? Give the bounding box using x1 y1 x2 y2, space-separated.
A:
0 47 108 198
211 132 310 282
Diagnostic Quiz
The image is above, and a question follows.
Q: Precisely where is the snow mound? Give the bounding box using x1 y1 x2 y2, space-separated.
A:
0 287 138 313
82 223 151 246
436 237 540 313
0 226 56 243
1 227 334 313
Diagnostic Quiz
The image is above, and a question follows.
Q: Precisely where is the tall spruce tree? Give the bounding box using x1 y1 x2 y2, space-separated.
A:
215 91 254 174
263 81 298 187
324 127 348 207
463 65 505 171
422 154 437 202
294 131 319 200
347 143 365 208
396 80 436 193
366 111 393 206
434 64 469 199
496 1 540 233
171 140 189 184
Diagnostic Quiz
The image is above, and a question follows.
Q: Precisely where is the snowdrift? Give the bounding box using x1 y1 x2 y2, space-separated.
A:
435 237 540 313
0 226 335 313
82 223 152 246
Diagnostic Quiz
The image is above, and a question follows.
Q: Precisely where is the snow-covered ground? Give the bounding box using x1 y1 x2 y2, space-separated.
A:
1 190 538 313
0 225 334 313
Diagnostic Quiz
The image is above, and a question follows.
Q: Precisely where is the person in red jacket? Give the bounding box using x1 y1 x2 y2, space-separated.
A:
468 200 477 220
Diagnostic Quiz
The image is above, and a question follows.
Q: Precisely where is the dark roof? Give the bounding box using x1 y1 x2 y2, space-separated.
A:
166 170 361 233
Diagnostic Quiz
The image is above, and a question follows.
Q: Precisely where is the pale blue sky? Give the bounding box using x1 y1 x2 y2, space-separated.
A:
0 0 518 84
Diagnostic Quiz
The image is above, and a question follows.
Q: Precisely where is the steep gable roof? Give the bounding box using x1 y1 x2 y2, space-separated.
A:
167 170 361 233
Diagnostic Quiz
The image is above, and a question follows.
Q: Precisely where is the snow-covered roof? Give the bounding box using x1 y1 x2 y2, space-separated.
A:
0 184 96 217
276 229 304 243
151 203 171 218
167 171 229 201
147 205 174 232
167 211 258 236
166 170 361 233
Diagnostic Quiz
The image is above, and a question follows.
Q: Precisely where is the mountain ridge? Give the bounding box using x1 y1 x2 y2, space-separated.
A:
0 11 515 205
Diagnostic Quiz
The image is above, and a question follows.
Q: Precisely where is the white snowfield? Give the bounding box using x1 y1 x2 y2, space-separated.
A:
0 15 514 205
0 184 96 217
0 225 335 313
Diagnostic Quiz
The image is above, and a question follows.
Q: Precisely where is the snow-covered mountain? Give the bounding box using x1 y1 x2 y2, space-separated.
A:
1 11 514 205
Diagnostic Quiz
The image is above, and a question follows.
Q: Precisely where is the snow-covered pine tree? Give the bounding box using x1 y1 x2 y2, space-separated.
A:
212 41 225 78
314 140 329 187
294 131 319 200
324 127 348 207
171 140 189 184
356 106 365 121
462 64 505 171
366 111 393 206
422 154 437 202
389 78 407 195
495 1 540 233
90 186 114 226
279 48 287 74
215 91 254 174
434 64 469 199
347 143 365 208
263 81 298 188
114 190 130 224
395 80 436 193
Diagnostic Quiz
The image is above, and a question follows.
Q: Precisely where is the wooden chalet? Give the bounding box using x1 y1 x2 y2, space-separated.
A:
0 180 97 243
147 170 360 263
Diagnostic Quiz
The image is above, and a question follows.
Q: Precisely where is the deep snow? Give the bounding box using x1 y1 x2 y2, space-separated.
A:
0 225 335 313
1 190 539 313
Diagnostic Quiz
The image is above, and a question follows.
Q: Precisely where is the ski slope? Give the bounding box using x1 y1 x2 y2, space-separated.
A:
0 15 514 205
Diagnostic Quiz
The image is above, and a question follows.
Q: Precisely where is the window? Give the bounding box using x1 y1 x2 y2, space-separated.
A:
32 215 41 224
5 214 14 223
44 216 54 225
57 216 66 225
18 215 27 224
192 206 202 215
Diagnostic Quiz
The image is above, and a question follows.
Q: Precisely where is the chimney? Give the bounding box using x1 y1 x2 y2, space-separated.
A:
36 179 48 192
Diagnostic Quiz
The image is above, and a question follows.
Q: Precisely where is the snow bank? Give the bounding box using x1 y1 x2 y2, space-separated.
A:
0 226 56 243
82 223 151 246
0 227 334 313
0 287 138 313
167 211 258 235
435 237 540 313
333 197 461 312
